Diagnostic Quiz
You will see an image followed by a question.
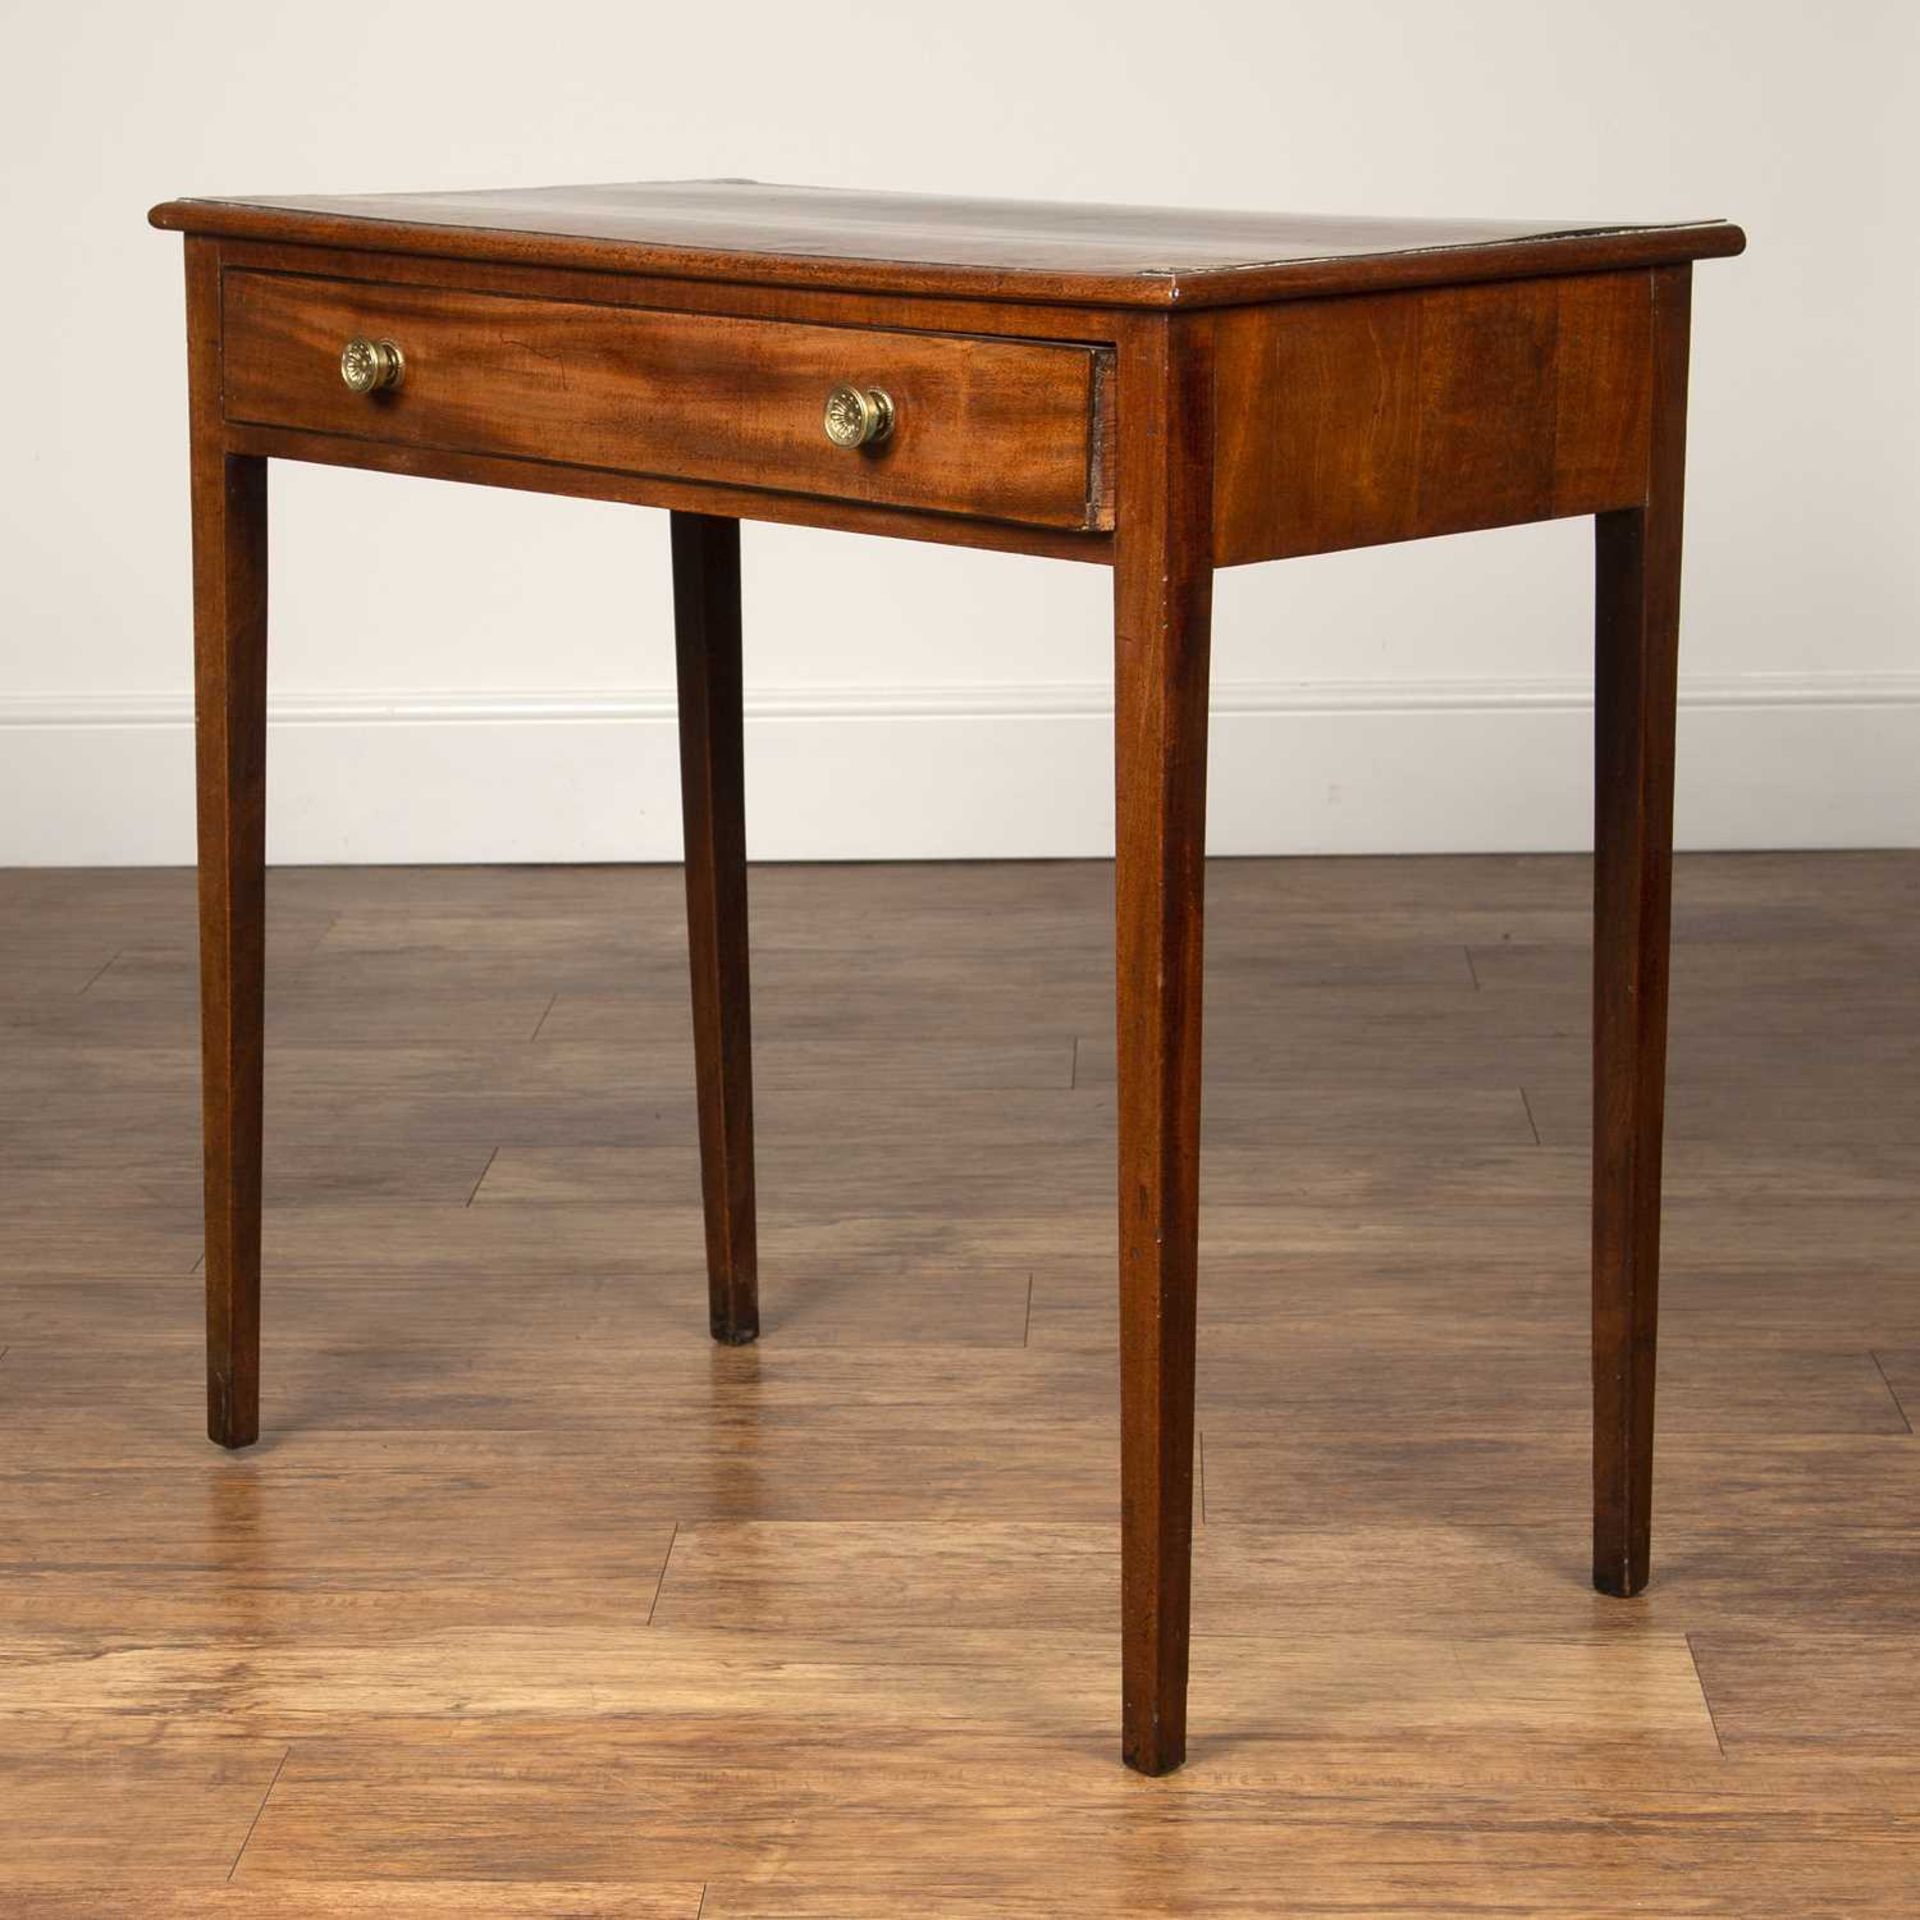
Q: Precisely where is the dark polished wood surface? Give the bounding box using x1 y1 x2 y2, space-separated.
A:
671 513 759 1345
2 856 1916 1911
1111 311 1215 1772
152 181 1744 1776
184 242 266 1450
1212 271 1655 562
1591 267 1692 1598
151 179 1744 308
221 269 1114 532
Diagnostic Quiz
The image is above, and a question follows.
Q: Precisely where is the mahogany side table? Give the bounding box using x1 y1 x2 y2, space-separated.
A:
149 181 1745 1774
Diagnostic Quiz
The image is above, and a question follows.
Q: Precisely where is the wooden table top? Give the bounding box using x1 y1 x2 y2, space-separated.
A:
150 179 1745 309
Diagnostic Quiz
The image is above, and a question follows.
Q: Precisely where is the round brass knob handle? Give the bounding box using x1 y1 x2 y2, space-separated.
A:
340 337 405 394
823 383 894 449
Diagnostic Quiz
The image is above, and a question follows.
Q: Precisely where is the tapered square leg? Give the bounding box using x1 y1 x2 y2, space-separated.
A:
186 238 268 1450
1113 315 1214 1776
670 511 760 1345
1592 267 1691 1596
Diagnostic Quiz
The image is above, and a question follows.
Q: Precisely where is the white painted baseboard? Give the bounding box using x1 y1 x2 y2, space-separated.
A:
3 674 1915 865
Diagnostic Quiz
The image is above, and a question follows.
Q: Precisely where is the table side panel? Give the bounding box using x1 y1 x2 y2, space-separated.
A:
220 269 1114 532
1211 271 1654 564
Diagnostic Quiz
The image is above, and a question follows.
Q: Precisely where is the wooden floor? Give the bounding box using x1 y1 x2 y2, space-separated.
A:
2 852 1917 1915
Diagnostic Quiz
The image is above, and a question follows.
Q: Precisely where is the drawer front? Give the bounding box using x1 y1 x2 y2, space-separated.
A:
221 271 1112 531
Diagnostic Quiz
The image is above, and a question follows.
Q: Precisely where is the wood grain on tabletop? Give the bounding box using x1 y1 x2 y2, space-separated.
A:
150 179 1745 309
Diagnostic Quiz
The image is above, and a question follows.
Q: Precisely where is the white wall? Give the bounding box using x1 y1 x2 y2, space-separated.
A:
2 0 1915 863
